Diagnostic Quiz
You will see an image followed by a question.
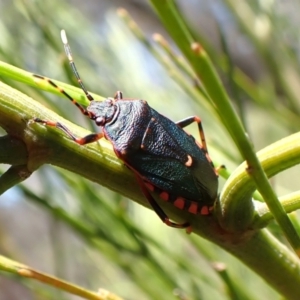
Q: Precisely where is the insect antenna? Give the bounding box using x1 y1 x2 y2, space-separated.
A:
61 29 94 102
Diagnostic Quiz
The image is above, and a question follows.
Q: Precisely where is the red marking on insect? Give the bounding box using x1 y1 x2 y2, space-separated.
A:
188 202 199 215
159 191 169 201
185 155 193 167
200 206 210 215
173 197 185 210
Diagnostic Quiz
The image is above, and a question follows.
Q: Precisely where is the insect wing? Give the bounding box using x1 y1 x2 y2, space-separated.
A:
126 108 218 204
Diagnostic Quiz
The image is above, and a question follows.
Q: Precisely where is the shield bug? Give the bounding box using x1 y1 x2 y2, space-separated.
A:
32 30 218 229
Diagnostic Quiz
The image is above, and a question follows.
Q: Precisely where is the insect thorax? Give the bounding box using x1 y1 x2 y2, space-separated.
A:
103 99 153 155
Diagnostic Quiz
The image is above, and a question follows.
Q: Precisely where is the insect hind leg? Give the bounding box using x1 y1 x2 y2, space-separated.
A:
134 174 190 229
176 116 208 152
176 116 222 176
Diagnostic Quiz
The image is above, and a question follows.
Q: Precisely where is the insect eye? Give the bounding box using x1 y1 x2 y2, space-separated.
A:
95 117 104 126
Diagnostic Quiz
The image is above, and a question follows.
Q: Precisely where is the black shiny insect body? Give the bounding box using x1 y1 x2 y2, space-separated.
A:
33 30 218 229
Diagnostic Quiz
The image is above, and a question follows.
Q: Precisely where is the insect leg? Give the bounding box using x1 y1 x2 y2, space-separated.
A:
176 116 218 173
33 118 104 145
134 174 190 229
176 116 207 152
114 91 123 100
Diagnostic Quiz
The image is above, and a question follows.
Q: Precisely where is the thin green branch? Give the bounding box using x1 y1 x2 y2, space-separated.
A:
254 191 300 227
0 165 31 195
0 135 28 165
223 0 300 113
0 61 102 106
213 263 253 300
0 255 122 300
218 131 300 231
117 9 210 106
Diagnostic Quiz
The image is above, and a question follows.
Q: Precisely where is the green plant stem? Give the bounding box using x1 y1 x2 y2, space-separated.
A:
0 61 102 105
0 136 30 194
254 191 300 227
223 0 300 113
213 262 252 300
1 81 300 299
0 165 31 195
218 131 300 231
117 9 210 108
0 256 122 300
0 135 28 164
149 0 300 253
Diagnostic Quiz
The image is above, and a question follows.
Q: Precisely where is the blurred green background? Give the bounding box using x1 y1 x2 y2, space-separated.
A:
1 0 300 299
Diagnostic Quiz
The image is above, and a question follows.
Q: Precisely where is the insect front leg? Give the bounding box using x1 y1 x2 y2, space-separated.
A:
33 118 104 145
